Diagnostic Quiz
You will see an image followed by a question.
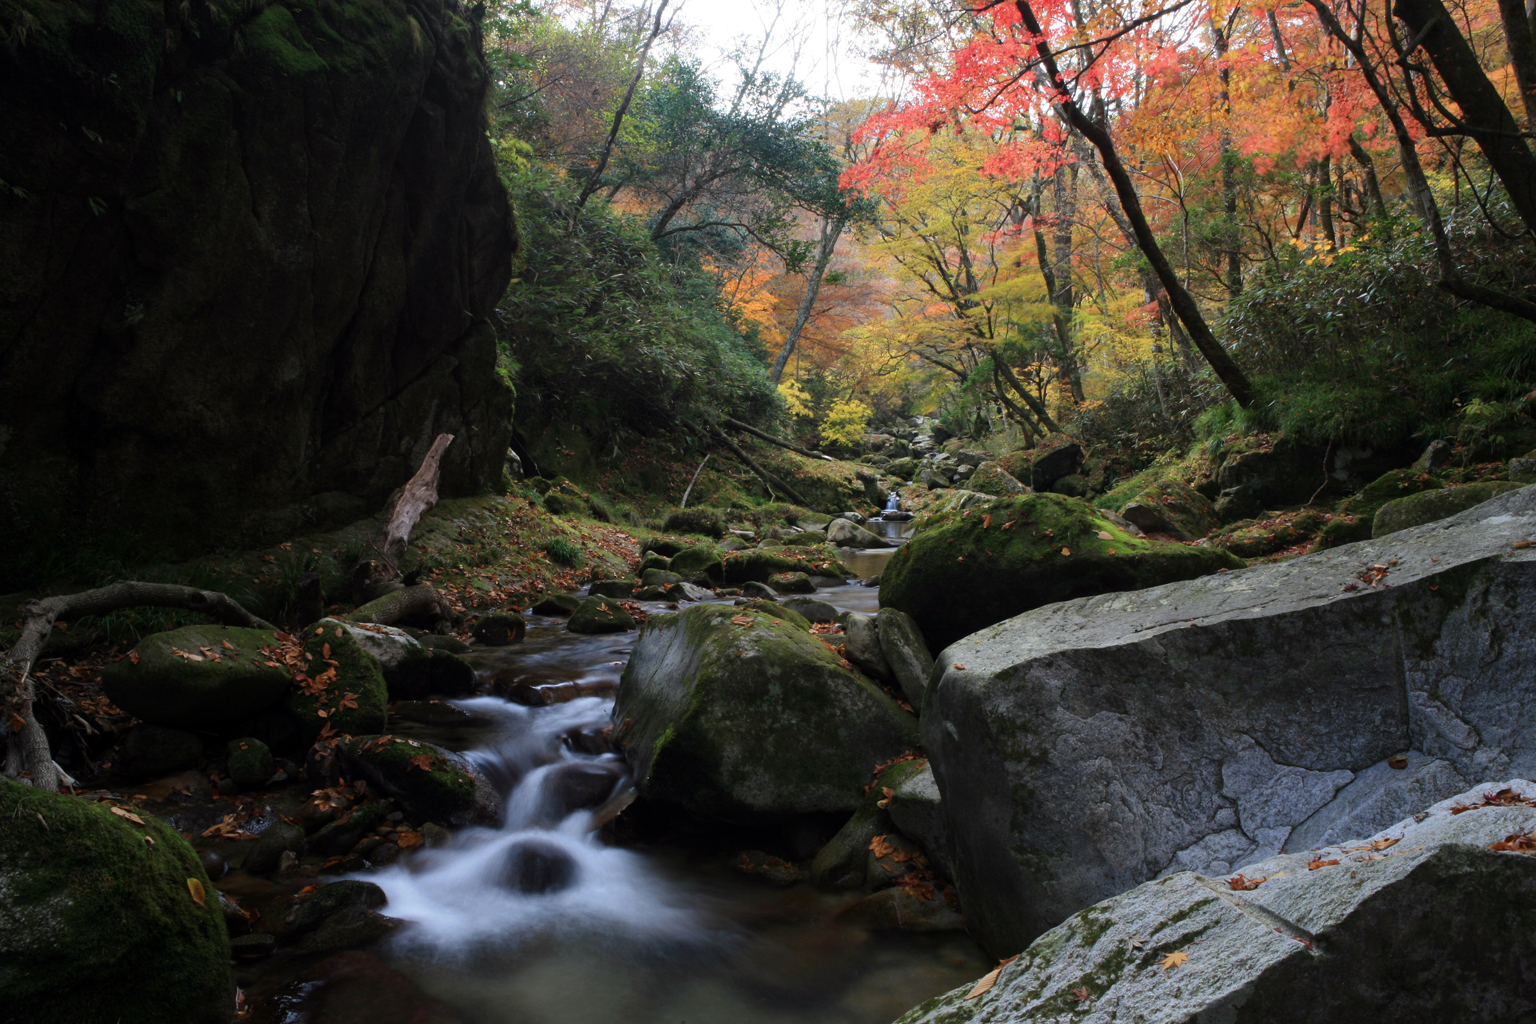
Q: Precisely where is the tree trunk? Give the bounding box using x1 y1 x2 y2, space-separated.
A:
723 416 832 460
1050 162 1086 402
349 583 453 629
384 433 453 567
1211 9 1244 295
1497 0 1536 121
769 211 848 383
1347 134 1389 219
575 0 671 212
1013 0 1256 408
709 427 818 509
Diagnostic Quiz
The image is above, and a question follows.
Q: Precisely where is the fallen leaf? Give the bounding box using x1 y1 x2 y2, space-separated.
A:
1061 547 1071 556
1513 540 1534 549
322 643 331 659
222 640 236 651
982 514 992 528
1096 530 1113 540
1227 873 1265 890
1070 985 1091 1003
953 663 966 670
1388 754 1408 769
128 650 141 665
1157 950 1190 970
143 835 155 845
187 878 206 906
110 806 146 825
964 968 1002 1000
1308 857 1341 870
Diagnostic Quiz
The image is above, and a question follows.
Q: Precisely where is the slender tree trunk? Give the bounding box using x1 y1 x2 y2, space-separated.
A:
769 212 848 383
1317 154 1336 249
575 0 670 211
1051 162 1086 402
1013 0 1256 407
1497 0 1536 121
1211 10 1243 295
1348 134 1389 218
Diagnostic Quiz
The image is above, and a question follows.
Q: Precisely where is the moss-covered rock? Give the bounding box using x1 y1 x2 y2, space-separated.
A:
1374 481 1528 536
880 493 1244 652
641 568 685 587
1118 478 1220 541
339 735 499 827
471 612 526 646
767 571 816 594
102 624 290 730
0 781 231 1023
809 758 930 890
227 737 276 791
530 592 582 615
668 545 724 583
568 596 636 634
734 599 812 630
637 552 673 575
1210 510 1325 558
721 549 851 584
285 622 389 739
965 463 1029 497
615 605 920 821
662 508 727 538
1310 469 1444 551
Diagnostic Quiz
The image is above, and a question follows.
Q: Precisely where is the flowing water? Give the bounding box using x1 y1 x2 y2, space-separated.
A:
344 540 984 1024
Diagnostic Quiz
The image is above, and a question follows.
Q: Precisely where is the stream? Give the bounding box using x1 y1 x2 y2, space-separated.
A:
273 538 988 1024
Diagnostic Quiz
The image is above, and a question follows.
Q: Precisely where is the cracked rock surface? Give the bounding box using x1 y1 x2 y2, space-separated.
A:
896 780 1536 1024
923 484 1536 955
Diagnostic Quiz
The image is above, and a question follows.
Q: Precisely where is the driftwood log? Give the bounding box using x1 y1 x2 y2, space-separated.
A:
383 433 454 566
347 583 453 630
709 426 818 510
723 416 833 461
2 582 274 792
679 454 711 508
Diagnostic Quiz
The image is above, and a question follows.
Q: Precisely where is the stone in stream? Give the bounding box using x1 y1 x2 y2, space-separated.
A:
531 592 583 615
615 604 919 821
740 580 778 600
115 723 205 780
836 886 965 933
732 598 812 631
810 758 930 891
285 621 390 741
338 735 499 827
498 678 618 706
721 549 852 584
0 780 231 1024
641 568 685 587
1373 480 1525 537
668 545 725 583
587 579 637 599
875 607 935 709
896 780 1536 1023
227 737 276 790
885 762 954 882
881 493 1243 653
840 612 893 682
498 838 578 895
102 624 290 729
922 484 1536 958
779 596 840 623
567 596 636 634
243 820 307 877
767 571 816 594
544 760 625 817
470 611 526 646
284 880 388 939
827 517 893 548
323 618 475 700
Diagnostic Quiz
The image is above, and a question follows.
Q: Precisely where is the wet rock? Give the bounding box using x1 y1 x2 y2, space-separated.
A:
292 951 464 1024
421 822 452 848
230 933 278 959
0 780 230 1024
285 622 389 740
810 759 929 890
471 612 526 646
882 493 1242 653
339 735 499 827
498 838 578 894
827 517 893 548
242 821 307 877
836 886 964 932
285 880 388 938
227 737 276 791
294 907 401 955
767 571 816 594
563 725 618 757
1373 480 1526 536
896 781 1536 1022
588 579 638 599
615 604 919 821
545 760 624 816
116 723 205 781
840 613 892 682
732 850 804 886
200 849 228 882
217 890 248 936
102 625 289 730
309 803 390 858
669 546 725 583
779 596 839 624
531 593 582 616
500 678 617 706
875 608 935 708
390 700 494 727
922 485 1536 956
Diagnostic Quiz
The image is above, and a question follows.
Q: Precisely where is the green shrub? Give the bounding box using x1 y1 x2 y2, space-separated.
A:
543 538 584 568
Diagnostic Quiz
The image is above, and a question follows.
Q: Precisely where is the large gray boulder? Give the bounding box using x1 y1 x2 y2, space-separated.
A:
827 517 893 548
613 604 918 821
896 780 1536 1024
923 484 1536 956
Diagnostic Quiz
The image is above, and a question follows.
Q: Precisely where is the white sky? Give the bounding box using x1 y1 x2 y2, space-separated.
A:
668 0 890 100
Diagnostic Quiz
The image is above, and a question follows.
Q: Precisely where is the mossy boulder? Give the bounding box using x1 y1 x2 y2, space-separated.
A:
0 781 231 1023
767 571 816 594
1374 481 1528 537
227 737 276 790
1213 432 1329 505
1312 469 1444 551
285 622 389 739
102 624 290 730
662 508 727 538
568 596 636 634
1210 510 1325 559
668 545 725 583
339 735 499 827
530 592 582 615
1118 478 1220 541
471 612 526 646
721 549 851 584
880 493 1245 652
614 605 920 821
641 568 685 587
325 619 474 701
734 599 812 630
809 758 930 890
637 552 673 575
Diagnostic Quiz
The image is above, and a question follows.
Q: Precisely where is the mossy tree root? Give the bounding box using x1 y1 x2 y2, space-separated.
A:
3 582 275 792
347 583 452 630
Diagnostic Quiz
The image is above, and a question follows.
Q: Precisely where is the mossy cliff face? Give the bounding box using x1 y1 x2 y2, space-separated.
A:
613 604 919 822
0 0 515 588
0 781 232 1024
880 493 1244 652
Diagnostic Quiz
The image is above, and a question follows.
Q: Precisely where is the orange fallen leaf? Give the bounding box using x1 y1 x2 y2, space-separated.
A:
953 663 966 670
1388 755 1408 769
1069 985 1092 1003
1157 950 1190 970
128 650 140 665
322 643 331 659
1096 530 1113 540
222 640 236 651
1308 858 1341 870
981 514 992 528
109 806 146 825
1227 873 1265 890
964 968 1001 1000
1061 547 1071 556
187 878 206 906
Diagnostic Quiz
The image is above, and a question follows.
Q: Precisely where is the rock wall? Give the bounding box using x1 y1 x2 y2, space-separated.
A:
0 0 515 588
922 484 1536 957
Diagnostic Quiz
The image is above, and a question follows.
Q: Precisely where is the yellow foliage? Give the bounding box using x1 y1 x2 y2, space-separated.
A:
778 380 814 419
821 397 872 445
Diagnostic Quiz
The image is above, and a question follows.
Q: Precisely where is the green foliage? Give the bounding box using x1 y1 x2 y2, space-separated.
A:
543 537 585 568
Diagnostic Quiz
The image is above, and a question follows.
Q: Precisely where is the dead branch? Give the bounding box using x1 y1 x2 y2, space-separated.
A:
3 582 274 792
680 454 711 508
383 433 454 566
709 426 819 510
347 583 452 629
722 417 833 461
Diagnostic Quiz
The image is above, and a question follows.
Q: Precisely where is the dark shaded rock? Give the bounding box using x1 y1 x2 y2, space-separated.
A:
1210 510 1326 558
1412 437 1454 473
740 580 778 600
102 625 288 730
668 545 725 583
0 780 230 1024
568 596 636 634
1047 473 1092 498
1373 481 1526 536
530 592 582 615
588 579 638 599
809 758 928 890
1312 468 1443 551
882 493 1242 652
544 760 624 817
615 604 918 822
663 508 727 538
1024 436 1083 490
293 907 401 955
338 735 499 827
1215 433 1328 506
767 571 816 594
779 596 839 623
841 613 893 683
116 723 205 781
227 737 275 791
836 886 964 932
329 619 474 701
243 821 307 877
285 880 388 939
230 933 278 960
0 0 515 592
885 762 954 881
470 612 526 646
641 568 685 587
309 803 389 858
876 608 934 709
1213 483 1260 522
497 838 578 894
721 548 851 584
732 850 803 886
637 552 673 576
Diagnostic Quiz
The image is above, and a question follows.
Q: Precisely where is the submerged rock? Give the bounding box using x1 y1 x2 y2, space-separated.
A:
922 484 1536 957
470 612 526 646
881 493 1242 652
0 781 231 1024
568 597 636 634
102 624 289 730
498 838 578 894
897 781 1536 1023
614 604 918 821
